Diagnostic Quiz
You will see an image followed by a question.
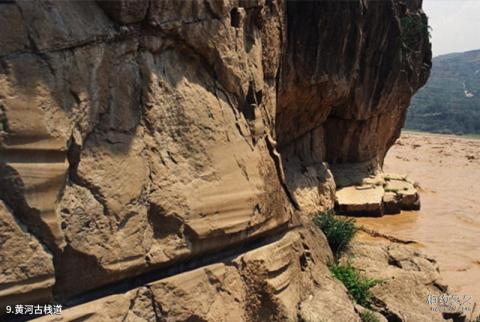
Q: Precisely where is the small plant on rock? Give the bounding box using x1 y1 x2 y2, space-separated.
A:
329 261 381 308
313 210 357 257
400 14 431 51
360 310 380 322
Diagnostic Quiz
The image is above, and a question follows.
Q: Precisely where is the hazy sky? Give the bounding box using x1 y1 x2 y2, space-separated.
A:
423 0 480 57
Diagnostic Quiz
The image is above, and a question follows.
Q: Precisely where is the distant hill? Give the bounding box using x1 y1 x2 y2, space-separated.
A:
405 49 480 134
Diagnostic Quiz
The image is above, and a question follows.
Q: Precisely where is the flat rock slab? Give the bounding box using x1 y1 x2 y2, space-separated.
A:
383 191 401 214
335 185 384 216
384 178 420 212
384 177 413 192
330 161 383 188
335 173 420 216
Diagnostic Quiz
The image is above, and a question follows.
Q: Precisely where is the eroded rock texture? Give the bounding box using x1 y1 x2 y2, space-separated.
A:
280 0 431 213
342 234 465 322
279 0 431 163
0 0 431 320
33 226 346 322
1 0 292 303
0 201 55 309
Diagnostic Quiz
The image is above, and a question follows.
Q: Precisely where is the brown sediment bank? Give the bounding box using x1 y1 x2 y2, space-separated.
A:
357 131 480 305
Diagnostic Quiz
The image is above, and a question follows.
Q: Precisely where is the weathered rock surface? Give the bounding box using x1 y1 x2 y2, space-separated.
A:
43 226 461 322
336 185 385 216
1 0 294 302
335 175 420 216
343 233 466 322
33 225 361 322
0 201 55 309
333 163 421 216
284 160 336 214
278 0 431 165
0 0 433 320
279 0 431 215
384 175 421 211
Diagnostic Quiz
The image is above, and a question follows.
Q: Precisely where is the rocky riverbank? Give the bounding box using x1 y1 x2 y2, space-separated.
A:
357 131 480 320
0 0 450 321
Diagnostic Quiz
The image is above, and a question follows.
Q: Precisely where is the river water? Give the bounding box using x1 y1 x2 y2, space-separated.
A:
356 131 480 308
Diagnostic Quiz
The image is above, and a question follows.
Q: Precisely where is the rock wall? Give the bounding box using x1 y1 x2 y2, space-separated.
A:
0 0 431 320
279 0 431 213
279 0 431 163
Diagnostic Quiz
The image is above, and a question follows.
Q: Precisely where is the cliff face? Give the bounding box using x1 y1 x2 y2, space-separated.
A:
0 0 431 320
279 0 431 164
280 0 431 215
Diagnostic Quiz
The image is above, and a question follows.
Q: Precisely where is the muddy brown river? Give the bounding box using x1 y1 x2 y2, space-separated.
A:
356 131 480 308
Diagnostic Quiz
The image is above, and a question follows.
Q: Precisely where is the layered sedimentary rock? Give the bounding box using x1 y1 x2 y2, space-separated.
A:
33 226 353 322
0 0 432 320
343 234 466 322
279 0 431 163
1 0 292 303
334 168 421 216
279 0 431 213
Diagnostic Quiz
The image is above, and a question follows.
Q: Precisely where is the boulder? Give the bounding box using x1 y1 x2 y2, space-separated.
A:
334 173 421 216
384 177 421 211
342 236 465 322
284 160 336 215
383 191 401 214
335 185 385 216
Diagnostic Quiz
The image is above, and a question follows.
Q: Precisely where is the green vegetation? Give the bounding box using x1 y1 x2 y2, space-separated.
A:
400 14 431 51
360 310 380 322
330 262 381 308
406 49 480 135
465 133 480 140
313 210 356 257
313 210 381 311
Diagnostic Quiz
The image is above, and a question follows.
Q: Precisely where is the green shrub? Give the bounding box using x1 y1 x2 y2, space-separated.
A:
360 310 380 322
313 210 356 256
330 262 381 307
400 14 431 51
